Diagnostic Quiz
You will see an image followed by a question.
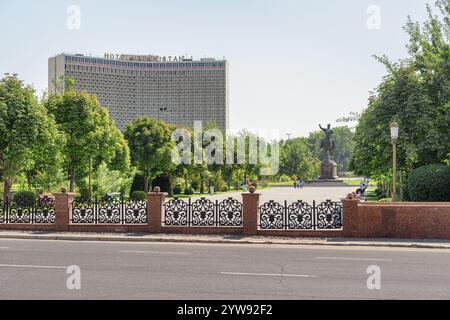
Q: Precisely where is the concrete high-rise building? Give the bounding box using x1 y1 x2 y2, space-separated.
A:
48 53 229 132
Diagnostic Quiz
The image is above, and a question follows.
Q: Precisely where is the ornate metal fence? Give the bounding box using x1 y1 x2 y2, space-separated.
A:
71 197 147 225
259 200 342 230
164 197 243 227
0 197 56 224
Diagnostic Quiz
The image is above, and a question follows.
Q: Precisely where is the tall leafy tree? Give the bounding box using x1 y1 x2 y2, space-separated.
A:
46 90 124 193
280 138 320 180
352 1 450 177
0 75 61 201
124 118 175 192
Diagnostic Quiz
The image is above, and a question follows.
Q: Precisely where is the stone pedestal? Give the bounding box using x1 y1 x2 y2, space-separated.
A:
320 160 339 180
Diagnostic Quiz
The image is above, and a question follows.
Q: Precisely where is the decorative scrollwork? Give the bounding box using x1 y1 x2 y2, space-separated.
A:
97 199 121 224
35 196 56 224
8 201 32 224
125 200 147 224
164 198 188 226
287 201 313 230
0 200 6 224
259 201 284 229
316 200 342 230
218 198 243 227
71 197 95 224
191 198 215 226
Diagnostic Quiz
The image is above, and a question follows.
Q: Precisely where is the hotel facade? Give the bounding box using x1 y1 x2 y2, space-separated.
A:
48 53 229 132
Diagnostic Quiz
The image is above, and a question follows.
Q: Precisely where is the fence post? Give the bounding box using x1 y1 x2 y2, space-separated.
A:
147 187 165 233
53 188 75 232
242 186 260 235
342 193 360 237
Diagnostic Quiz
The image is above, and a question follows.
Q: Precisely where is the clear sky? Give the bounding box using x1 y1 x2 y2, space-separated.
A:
0 0 430 138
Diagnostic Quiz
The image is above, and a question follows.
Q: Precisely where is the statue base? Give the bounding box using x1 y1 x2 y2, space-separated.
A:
319 160 339 180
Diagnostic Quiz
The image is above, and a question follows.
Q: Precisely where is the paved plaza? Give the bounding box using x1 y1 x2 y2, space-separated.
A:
191 184 356 204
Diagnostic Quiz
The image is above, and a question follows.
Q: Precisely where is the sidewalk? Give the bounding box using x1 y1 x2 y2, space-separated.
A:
1 230 450 249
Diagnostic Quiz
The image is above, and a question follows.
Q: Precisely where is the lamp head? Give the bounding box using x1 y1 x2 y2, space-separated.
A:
390 122 399 144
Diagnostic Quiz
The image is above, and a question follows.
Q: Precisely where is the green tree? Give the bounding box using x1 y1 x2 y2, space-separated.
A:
280 138 320 180
46 90 124 193
351 1 450 178
124 118 175 192
0 75 62 201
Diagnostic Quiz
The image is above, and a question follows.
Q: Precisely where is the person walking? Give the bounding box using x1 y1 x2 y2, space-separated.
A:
293 178 298 189
299 178 304 189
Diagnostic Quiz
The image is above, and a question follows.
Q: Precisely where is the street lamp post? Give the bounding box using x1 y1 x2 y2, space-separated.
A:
390 122 399 202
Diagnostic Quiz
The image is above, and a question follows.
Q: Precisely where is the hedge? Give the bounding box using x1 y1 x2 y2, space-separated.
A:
408 164 450 202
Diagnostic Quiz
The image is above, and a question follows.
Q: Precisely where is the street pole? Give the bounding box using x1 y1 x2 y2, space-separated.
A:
392 143 397 202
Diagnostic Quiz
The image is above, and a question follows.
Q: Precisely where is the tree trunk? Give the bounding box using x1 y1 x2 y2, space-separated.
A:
144 174 149 193
70 167 76 193
184 173 188 191
3 178 13 203
168 174 174 197
200 173 204 194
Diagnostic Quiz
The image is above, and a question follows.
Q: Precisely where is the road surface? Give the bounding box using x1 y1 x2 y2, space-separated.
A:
1 239 449 300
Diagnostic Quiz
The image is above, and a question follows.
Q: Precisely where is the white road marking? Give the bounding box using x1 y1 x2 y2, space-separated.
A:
221 272 318 278
119 250 192 255
0 264 67 269
0 247 10 249
316 257 393 262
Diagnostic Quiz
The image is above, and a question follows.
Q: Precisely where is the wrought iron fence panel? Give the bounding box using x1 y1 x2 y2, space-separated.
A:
316 200 343 230
164 198 189 226
97 198 122 224
8 201 33 224
191 198 215 226
34 197 56 224
259 200 343 231
71 197 96 224
124 200 148 224
287 201 314 230
218 198 243 227
259 200 285 229
0 200 6 224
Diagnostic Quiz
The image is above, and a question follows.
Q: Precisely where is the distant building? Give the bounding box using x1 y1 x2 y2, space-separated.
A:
48 53 229 132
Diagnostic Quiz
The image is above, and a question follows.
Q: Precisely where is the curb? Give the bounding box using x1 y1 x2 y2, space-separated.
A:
0 233 450 250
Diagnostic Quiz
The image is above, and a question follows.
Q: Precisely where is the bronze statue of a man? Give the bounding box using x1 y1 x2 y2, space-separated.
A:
319 124 336 161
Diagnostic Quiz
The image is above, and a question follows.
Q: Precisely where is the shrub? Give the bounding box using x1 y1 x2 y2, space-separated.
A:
408 164 450 202
184 187 194 195
173 186 182 195
190 180 200 191
221 186 229 192
131 191 147 201
130 174 145 196
13 191 36 206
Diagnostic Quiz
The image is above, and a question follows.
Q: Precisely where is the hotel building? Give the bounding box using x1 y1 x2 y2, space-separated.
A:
48 53 229 132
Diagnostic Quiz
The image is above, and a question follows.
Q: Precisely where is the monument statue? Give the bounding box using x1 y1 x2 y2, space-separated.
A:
319 124 336 160
318 124 339 180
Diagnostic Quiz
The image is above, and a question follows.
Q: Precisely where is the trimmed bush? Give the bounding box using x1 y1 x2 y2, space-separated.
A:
221 186 229 192
13 191 36 206
130 174 146 196
184 187 194 195
408 164 450 202
131 191 147 201
173 186 182 195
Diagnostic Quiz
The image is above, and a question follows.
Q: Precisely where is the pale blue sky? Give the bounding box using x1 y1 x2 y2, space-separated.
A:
0 0 430 137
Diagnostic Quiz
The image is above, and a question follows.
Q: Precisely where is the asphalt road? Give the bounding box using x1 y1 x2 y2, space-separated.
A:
1 239 450 300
